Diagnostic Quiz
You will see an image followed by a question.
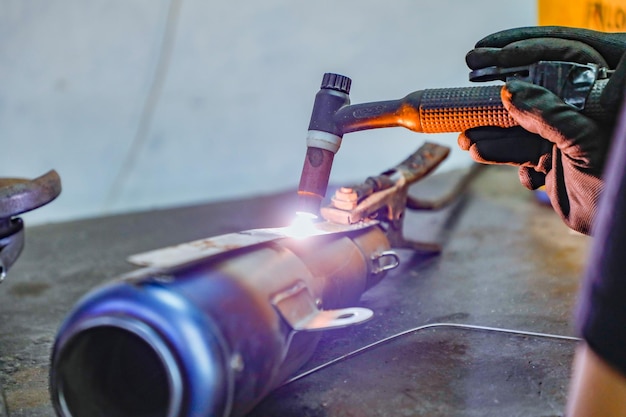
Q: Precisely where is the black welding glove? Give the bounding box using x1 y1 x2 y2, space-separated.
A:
458 26 626 235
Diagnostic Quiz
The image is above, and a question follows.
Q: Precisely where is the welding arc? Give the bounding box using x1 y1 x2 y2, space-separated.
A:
283 322 580 386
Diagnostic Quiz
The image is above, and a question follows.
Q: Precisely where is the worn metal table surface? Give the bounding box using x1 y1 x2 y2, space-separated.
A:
0 165 589 416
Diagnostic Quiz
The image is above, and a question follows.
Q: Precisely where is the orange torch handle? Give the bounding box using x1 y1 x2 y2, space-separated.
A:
336 79 608 134
417 85 516 133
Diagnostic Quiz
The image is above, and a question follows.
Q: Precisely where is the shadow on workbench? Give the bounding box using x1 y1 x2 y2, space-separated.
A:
0 165 587 416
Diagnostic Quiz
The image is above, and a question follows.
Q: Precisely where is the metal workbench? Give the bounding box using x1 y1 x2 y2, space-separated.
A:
0 165 588 416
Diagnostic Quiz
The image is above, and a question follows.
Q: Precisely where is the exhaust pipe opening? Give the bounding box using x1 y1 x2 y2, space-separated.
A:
53 324 181 417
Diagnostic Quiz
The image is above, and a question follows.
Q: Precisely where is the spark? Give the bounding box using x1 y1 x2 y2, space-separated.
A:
283 212 319 239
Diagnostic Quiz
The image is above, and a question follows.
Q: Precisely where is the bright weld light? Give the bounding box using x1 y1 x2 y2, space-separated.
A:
284 212 319 239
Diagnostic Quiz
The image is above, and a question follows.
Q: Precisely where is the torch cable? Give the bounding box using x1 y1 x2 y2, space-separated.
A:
104 0 183 210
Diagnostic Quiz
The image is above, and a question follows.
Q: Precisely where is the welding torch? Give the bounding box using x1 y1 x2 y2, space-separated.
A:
297 61 611 216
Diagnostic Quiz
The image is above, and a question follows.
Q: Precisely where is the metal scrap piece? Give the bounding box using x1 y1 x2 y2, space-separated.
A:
0 170 61 279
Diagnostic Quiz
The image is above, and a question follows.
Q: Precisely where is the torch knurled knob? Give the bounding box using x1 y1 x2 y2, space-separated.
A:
321 73 351 94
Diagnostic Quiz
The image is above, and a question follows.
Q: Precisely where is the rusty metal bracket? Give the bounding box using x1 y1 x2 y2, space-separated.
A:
320 142 451 254
128 219 380 269
0 170 61 280
271 281 374 332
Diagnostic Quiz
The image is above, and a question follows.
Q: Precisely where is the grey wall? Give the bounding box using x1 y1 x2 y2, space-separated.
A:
1 0 537 225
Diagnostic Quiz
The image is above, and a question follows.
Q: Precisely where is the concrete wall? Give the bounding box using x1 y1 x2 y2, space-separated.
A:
1 0 537 225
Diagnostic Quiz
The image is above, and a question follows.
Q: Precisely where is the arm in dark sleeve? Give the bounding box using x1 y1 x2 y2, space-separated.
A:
577 103 626 377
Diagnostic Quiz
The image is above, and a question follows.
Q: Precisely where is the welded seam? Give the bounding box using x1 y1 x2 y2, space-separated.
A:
283 322 581 386
104 0 183 210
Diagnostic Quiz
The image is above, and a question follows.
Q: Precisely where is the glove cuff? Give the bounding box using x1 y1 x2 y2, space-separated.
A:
518 167 546 190
545 161 604 235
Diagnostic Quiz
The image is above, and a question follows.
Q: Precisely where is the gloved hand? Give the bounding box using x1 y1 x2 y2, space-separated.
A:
458 26 626 235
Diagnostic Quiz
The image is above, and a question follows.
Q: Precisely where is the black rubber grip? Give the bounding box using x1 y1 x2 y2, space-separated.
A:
419 86 514 133
418 79 609 134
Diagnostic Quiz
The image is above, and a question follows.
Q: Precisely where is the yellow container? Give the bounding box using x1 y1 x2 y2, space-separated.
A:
538 0 626 31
